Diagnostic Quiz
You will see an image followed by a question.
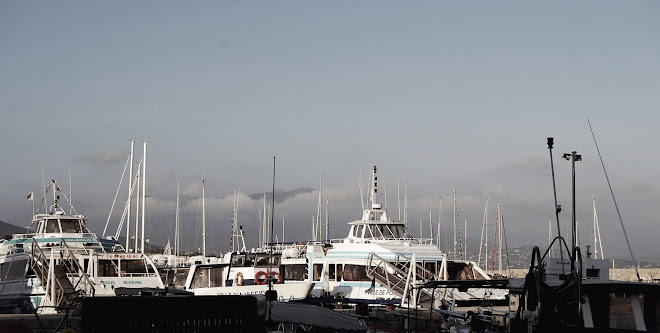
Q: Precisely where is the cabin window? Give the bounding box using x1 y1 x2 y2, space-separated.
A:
255 255 280 267
313 264 323 281
98 259 119 277
59 219 82 233
381 226 395 238
121 259 147 275
350 226 359 237
447 262 474 280
283 264 306 281
425 262 436 279
6 259 27 280
231 255 245 267
244 255 255 267
343 264 370 281
190 266 223 288
46 220 60 233
608 292 641 330
328 263 336 280
370 225 383 238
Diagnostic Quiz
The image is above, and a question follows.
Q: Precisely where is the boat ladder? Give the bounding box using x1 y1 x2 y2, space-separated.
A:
365 252 443 308
30 239 95 312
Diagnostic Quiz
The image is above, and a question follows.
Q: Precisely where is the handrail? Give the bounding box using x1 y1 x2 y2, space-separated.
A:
30 239 66 308
59 239 96 296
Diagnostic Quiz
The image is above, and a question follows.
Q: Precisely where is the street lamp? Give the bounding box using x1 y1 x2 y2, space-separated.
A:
562 151 582 251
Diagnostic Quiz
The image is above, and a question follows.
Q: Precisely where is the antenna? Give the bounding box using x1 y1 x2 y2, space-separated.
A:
547 137 566 272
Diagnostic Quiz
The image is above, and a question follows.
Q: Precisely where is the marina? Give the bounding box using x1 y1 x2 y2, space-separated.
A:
2 3 660 330
2 151 659 332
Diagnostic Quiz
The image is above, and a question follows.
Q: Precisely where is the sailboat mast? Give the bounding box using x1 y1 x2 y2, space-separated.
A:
126 140 134 250
134 161 141 253
232 187 240 252
202 178 206 258
498 202 503 276
397 178 401 222
175 179 180 257
403 180 408 226
325 196 329 241
429 200 433 243
370 166 377 208
141 141 147 254
549 219 554 258
479 197 488 269
437 196 442 250
453 189 457 259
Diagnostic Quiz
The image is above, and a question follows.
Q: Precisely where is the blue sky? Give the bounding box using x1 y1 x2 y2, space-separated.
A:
1 2 659 260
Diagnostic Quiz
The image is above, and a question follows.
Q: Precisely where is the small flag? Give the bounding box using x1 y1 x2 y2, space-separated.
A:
26 192 33 201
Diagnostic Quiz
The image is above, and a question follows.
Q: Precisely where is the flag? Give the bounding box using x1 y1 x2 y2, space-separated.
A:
26 192 33 201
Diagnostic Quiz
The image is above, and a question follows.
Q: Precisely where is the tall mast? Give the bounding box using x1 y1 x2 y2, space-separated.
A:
453 189 457 259
464 219 467 260
370 166 377 207
479 197 489 269
428 200 433 243
263 191 267 249
317 172 323 241
202 178 206 258
437 196 442 250
397 178 401 221
140 141 147 254
134 161 141 253
325 196 329 241
498 202 503 276
232 187 240 252
403 180 408 226
126 140 134 250
548 219 554 258
175 179 180 257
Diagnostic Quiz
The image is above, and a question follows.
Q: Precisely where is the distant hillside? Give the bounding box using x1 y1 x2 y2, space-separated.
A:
0 220 27 238
247 187 315 203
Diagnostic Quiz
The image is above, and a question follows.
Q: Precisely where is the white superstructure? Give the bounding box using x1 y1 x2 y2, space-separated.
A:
280 166 507 307
0 180 164 313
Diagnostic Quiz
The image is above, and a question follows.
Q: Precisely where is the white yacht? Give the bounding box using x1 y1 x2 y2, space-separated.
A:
181 251 314 301
280 167 507 307
0 180 164 314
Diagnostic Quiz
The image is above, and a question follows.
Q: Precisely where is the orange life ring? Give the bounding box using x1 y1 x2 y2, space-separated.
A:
234 272 244 286
255 271 269 285
270 271 282 284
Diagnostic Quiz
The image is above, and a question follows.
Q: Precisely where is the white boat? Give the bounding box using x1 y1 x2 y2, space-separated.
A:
0 180 164 314
181 251 314 301
280 166 507 307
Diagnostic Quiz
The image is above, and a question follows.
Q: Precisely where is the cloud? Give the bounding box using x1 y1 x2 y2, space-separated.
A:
79 150 125 167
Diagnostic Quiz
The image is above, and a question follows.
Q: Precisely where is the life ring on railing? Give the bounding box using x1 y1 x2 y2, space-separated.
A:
270 271 282 284
235 272 244 286
364 241 370 244
255 271 269 285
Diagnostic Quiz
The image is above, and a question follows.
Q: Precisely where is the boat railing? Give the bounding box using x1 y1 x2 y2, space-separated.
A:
121 272 159 278
29 238 95 310
58 239 96 296
330 237 434 245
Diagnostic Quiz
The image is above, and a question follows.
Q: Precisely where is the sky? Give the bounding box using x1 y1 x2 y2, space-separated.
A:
1 1 659 260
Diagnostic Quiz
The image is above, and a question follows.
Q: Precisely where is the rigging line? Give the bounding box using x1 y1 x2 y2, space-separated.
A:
104 153 130 237
588 119 641 282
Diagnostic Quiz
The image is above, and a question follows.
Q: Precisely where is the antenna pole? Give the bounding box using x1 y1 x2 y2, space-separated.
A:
547 138 565 272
